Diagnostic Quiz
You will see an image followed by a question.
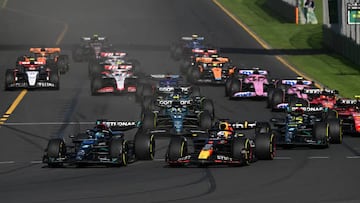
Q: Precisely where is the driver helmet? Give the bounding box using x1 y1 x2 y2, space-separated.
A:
94 131 104 139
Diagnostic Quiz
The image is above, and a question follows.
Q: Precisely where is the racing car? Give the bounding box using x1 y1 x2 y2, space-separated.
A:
88 51 141 78
90 62 138 95
141 97 214 134
42 120 155 167
165 120 275 167
179 48 218 74
305 88 338 109
5 59 59 90
72 34 111 62
29 47 69 74
225 68 271 99
333 96 360 135
186 54 236 85
170 34 210 61
271 104 342 148
267 77 316 110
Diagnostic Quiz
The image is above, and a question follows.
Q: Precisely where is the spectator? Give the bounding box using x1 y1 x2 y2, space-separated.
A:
304 0 318 24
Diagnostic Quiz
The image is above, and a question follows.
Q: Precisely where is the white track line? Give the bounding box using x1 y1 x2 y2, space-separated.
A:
274 157 292 160
0 161 15 164
308 156 329 159
346 156 360 159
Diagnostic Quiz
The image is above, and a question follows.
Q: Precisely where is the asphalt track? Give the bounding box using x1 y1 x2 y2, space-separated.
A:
0 1 360 203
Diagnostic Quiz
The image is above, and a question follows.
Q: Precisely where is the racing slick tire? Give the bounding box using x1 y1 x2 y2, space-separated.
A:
270 88 283 110
229 79 241 99
267 88 274 107
134 131 155 160
141 96 154 111
327 118 342 144
313 122 329 148
255 133 276 160
128 59 141 74
225 78 233 97
91 78 102 96
166 136 187 167
232 137 251 166
57 55 69 74
46 138 66 168
5 69 15 91
199 110 212 130
49 69 60 90
142 111 156 130
179 59 190 73
323 109 338 120
201 99 215 119
110 138 129 166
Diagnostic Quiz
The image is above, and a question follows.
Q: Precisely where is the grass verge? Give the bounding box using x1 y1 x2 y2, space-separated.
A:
217 0 360 97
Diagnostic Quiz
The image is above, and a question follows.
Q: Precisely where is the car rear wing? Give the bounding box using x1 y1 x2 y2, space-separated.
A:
238 69 268 75
100 52 127 58
157 86 192 94
303 88 338 95
181 36 204 41
280 79 312 86
29 48 61 54
18 61 45 65
150 74 180 79
155 99 192 107
289 106 324 113
104 64 132 71
81 36 106 41
96 120 140 131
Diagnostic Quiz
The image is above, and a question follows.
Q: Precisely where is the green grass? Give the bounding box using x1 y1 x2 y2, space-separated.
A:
218 0 360 97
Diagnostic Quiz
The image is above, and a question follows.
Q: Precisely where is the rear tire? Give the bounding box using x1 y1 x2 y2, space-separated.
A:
5 69 15 91
313 122 329 148
199 110 212 129
91 78 102 96
142 111 156 130
134 132 155 160
327 118 342 144
255 133 275 160
270 89 283 109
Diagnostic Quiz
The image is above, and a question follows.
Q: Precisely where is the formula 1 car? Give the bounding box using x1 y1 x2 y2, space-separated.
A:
165 120 275 167
333 96 360 135
90 63 138 95
305 88 338 109
186 54 236 85
88 51 141 78
271 104 342 148
141 97 214 134
170 34 209 61
72 34 111 62
29 47 69 74
42 120 155 167
179 48 218 73
225 68 271 99
267 77 316 110
5 59 59 90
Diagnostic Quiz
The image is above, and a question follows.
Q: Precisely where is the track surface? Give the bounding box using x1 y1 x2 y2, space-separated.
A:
0 1 360 202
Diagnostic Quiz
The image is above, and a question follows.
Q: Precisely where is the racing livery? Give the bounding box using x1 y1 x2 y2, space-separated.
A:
90 63 138 95
165 120 275 167
170 34 209 61
334 97 360 135
272 104 342 148
42 120 155 167
72 34 111 62
225 68 270 99
186 54 235 84
5 59 59 90
29 47 69 74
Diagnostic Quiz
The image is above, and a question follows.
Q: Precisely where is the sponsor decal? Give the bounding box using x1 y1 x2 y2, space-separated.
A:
158 87 174 92
103 121 136 127
37 82 55 87
291 106 323 112
216 155 232 161
234 92 252 97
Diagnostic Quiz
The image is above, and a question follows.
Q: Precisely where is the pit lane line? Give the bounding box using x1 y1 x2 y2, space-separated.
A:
0 4 68 127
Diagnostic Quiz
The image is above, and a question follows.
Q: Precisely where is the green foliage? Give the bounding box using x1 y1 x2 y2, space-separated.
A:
218 0 360 97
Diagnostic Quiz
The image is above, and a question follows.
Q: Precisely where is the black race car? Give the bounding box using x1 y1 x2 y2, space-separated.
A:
72 34 111 62
42 120 155 167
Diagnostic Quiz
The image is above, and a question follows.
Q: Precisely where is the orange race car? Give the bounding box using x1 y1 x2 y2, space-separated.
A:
29 47 69 74
186 54 235 85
